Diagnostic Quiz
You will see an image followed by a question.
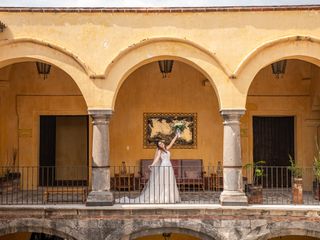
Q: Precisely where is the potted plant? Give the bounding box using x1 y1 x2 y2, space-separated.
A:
0 148 20 193
313 138 320 200
288 155 303 204
244 160 265 204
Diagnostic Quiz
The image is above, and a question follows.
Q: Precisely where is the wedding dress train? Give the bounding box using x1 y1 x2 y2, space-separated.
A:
116 151 180 204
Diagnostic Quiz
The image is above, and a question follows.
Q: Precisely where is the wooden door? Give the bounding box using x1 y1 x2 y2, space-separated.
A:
253 116 295 188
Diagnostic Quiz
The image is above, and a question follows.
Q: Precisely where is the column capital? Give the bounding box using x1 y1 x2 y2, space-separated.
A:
88 109 113 124
220 109 245 123
220 109 246 116
88 108 113 117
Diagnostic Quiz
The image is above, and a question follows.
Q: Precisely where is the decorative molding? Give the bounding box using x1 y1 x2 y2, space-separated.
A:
220 109 246 116
0 38 93 76
0 80 9 88
88 109 113 124
88 109 113 116
105 37 231 78
18 129 32 138
234 35 320 77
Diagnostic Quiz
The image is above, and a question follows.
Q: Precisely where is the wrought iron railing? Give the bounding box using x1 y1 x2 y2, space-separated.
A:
1 165 320 205
111 165 221 204
243 166 320 205
0 166 88 205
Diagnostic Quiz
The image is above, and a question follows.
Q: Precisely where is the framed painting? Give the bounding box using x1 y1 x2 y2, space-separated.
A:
143 113 197 149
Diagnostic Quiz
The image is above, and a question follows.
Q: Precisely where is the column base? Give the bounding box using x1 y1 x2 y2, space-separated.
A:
86 190 114 206
220 190 248 206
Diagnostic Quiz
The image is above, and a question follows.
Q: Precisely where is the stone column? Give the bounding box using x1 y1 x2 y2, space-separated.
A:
219 109 248 206
86 109 114 206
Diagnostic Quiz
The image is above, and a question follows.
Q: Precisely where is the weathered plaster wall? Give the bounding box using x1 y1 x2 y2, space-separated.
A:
110 61 222 167
110 59 319 177
241 60 320 189
56 117 88 180
0 62 88 172
0 10 320 109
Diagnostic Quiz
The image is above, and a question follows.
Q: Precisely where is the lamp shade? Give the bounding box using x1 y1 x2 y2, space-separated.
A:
36 62 51 80
158 60 174 78
162 233 171 240
271 60 287 78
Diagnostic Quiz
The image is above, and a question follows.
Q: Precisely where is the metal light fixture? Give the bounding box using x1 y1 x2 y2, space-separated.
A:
0 21 5 32
162 233 171 240
36 62 51 80
271 60 287 78
158 60 174 78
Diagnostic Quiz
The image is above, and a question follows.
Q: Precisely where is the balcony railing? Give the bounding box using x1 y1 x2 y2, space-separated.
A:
111 166 222 204
243 166 320 205
0 166 88 205
0 165 319 205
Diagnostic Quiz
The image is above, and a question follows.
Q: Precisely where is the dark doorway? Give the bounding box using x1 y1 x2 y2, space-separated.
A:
30 232 63 240
39 116 89 186
253 116 295 187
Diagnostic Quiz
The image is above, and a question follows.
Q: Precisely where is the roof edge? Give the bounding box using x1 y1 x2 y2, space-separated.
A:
0 5 320 13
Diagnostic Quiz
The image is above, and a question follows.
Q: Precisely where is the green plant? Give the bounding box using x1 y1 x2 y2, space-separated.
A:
313 138 320 181
4 148 18 178
288 154 302 178
244 160 266 186
172 122 186 133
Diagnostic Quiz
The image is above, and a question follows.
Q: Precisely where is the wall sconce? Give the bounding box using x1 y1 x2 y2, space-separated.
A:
36 62 51 80
162 233 171 240
271 60 287 78
202 79 211 87
0 21 6 32
158 60 174 78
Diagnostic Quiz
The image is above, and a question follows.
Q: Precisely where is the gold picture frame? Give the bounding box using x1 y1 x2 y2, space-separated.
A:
143 112 197 149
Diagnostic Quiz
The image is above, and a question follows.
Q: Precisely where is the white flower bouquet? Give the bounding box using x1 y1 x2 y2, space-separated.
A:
172 122 186 135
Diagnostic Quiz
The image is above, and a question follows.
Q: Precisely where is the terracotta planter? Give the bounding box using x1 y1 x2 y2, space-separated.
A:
0 172 21 193
292 177 303 204
247 184 263 204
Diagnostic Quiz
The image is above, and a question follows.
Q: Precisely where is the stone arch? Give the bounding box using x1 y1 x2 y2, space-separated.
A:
257 228 320 240
245 222 320 240
0 223 78 240
232 35 320 108
105 219 226 240
103 37 230 110
0 38 98 107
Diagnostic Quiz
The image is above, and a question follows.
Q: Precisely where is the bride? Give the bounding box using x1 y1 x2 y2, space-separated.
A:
117 133 181 204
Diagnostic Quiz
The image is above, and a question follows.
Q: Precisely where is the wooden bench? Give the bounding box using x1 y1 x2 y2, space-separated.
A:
139 159 205 191
43 187 88 203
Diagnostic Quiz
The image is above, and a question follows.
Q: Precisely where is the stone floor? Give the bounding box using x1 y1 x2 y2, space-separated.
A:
0 189 320 205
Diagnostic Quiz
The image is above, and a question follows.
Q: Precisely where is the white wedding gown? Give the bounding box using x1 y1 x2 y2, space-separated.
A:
116 151 180 204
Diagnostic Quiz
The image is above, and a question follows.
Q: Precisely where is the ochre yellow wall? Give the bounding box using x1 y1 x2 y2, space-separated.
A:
0 232 31 240
0 10 319 192
311 66 320 111
242 59 320 189
110 61 222 168
135 233 200 240
56 116 88 180
1 11 320 109
0 62 89 185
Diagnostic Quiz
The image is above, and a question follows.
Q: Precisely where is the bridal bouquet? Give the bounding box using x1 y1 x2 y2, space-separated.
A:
172 122 186 135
